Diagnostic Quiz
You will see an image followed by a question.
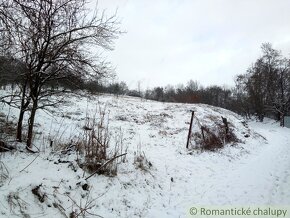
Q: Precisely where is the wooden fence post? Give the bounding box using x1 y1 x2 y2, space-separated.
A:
186 111 195 149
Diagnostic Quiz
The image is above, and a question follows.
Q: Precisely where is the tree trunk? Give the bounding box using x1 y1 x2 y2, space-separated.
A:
16 109 25 142
26 100 38 148
280 112 285 127
16 81 30 142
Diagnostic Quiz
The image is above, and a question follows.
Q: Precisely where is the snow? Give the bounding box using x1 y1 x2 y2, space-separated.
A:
0 90 290 217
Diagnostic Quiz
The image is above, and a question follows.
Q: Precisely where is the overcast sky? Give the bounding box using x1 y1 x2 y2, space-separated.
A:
97 0 290 89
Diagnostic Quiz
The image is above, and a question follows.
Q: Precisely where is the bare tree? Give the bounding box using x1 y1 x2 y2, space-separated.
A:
237 43 290 124
271 57 290 126
232 74 251 118
0 0 121 149
246 59 267 121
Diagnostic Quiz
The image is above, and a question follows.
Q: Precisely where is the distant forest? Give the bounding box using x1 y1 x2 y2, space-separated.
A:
1 43 290 126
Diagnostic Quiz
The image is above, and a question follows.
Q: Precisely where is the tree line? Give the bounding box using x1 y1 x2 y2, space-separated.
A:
143 43 290 126
235 43 290 126
2 43 290 133
78 43 290 128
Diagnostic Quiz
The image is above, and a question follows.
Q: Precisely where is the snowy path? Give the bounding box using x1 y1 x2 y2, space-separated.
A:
147 120 290 217
214 121 290 205
246 121 290 205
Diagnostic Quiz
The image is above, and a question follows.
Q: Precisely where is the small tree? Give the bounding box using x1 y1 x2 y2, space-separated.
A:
0 0 121 148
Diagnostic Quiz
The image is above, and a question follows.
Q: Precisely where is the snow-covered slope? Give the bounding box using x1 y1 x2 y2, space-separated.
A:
0 91 290 218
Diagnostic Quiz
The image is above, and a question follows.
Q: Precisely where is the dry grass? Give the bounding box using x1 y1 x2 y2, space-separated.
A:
0 112 17 153
0 112 16 138
0 161 9 187
192 115 240 151
76 106 126 177
133 143 152 171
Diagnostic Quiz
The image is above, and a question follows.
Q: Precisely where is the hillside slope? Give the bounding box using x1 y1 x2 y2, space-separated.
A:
0 91 289 217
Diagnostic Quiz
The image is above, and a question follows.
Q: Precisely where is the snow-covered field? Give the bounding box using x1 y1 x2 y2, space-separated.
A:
0 91 290 218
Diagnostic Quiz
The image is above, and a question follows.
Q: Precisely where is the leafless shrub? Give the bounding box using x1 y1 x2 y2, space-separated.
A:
192 115 240 151
67 191 103 218
77 106 125 177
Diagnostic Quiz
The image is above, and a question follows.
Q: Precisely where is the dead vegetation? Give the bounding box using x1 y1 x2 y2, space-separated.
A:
133 143 152 171
191 114 241 151
0 112 16 136
67 190 102 218
0 112 17 152
75 106 127 177
0 161 9 187
7 191 29 218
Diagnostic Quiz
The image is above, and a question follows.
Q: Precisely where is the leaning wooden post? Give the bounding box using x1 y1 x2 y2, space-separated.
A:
186 111 195 149
221 116 228 135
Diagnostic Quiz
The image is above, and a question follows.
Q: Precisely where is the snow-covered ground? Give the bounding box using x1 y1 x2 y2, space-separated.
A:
0 91 290 218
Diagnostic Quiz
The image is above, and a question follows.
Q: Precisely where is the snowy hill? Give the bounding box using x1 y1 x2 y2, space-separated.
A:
0 91 290 217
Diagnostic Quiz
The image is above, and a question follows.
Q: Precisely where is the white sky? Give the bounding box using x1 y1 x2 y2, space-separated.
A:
96 0 290 89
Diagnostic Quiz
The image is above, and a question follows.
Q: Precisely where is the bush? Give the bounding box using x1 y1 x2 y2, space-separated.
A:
76 106 125 177
192 116 240 151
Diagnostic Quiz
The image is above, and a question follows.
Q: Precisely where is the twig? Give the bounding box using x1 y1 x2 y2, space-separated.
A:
66 194 103 218
85 153 127 180
0 145 11 152
0 161 9 175
19 154 40 172
54 203 69 218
